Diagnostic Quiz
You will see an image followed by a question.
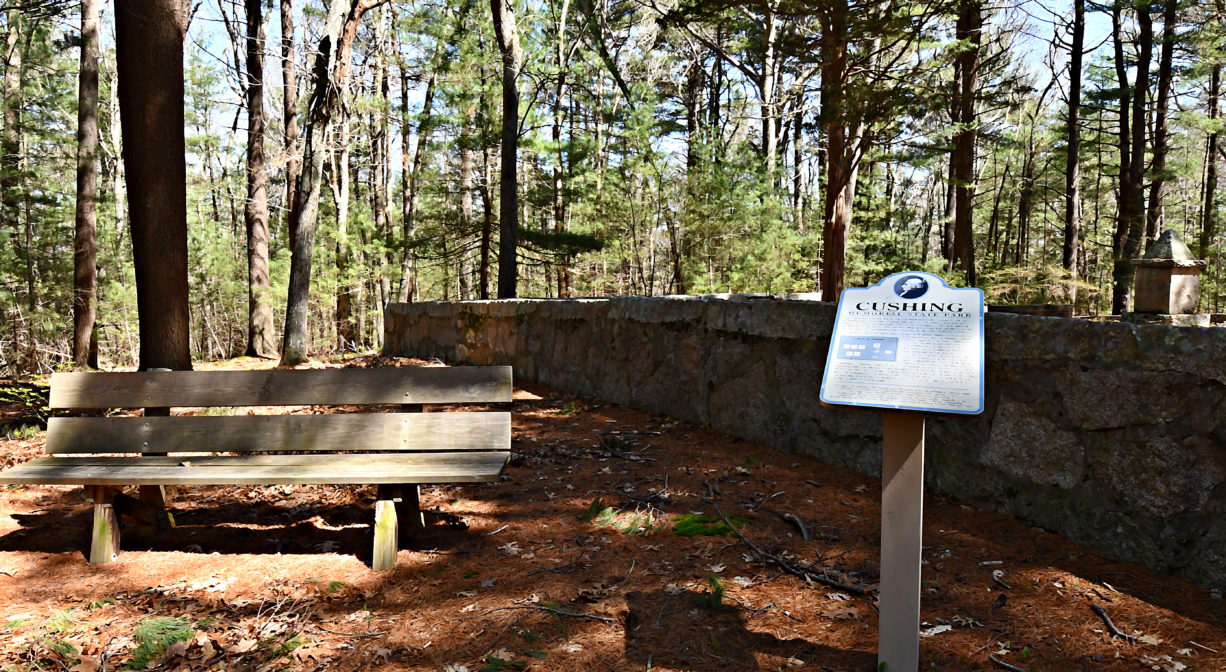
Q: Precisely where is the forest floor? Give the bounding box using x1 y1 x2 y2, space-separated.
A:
1 356 1225 672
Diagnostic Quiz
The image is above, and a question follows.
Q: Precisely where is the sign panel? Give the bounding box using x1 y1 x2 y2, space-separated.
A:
820 271 984 415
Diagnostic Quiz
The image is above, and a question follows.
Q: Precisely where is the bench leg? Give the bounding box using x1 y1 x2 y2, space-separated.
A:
372 491 399 572
397 485 426 534
138 485 176 530
90 486 120 564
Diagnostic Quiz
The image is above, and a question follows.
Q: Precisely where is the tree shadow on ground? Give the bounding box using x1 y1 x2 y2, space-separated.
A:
623 589 875 671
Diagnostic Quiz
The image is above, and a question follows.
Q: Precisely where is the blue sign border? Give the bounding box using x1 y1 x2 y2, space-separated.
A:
819 271 985 415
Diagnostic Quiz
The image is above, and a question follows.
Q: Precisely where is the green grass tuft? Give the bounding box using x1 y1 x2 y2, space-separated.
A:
126 616 195 669
672 513 744 537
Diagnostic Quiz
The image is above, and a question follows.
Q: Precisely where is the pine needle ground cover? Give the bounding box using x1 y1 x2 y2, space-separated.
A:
0 357 1223 671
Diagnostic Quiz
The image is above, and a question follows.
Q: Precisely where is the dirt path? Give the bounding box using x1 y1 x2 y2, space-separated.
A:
1 358 1223 671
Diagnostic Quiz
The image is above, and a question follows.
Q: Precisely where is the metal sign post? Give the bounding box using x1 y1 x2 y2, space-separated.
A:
819 272 985 672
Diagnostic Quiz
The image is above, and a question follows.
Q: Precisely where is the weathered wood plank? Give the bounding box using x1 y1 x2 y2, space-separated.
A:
372 493 399 571
90 486 120 564
0 452 509 485
46 413 511 455
49 367 513 409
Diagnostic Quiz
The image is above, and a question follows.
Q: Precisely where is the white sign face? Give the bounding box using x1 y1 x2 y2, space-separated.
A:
820 271 984 414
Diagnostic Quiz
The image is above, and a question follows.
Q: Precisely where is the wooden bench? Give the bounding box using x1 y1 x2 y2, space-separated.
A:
0 366 512 570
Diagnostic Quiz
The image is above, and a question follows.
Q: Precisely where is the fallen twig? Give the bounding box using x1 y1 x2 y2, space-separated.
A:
987 654 1027 672
526 559 577 577
1188 640 1219 654
484 605 617 623
653 596 674 627
710 502 867 595
313 625 387 638
765 512 814 544
1090 602 1137 643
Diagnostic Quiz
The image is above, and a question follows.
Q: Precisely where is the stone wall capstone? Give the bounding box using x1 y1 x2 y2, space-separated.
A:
385 296 1226 590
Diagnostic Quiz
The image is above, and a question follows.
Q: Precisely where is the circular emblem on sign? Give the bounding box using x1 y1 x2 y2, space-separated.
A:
893 275 929 299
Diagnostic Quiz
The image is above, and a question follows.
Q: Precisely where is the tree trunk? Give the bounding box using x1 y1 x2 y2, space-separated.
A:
1110 2 1153 314
116 0 192 370
74 0 100 368
952 0 981 285
478 65 494 300
397 62 436 302
460 102 475 298
1200 60 1220 259
2 9 21 233
1063 0 1084 300
332 121 355 349
1144 0 1177 244
941 61 959 263
491 0 522 298
244 0 275 357
281 0 299 249
552 0 572 298
280 0 368 365
761 0 778 176
817 0 867 300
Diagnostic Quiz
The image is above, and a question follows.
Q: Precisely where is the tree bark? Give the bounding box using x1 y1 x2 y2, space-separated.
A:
552 0 572 297
245 0 275 357
115 0 192 370
1063 0 1084 298
1144 0 1177 244
817 0 867 300
1110 2 1153 314
952 0 981 285
2 9 21 233
280 0 369 366
761 0 778 176
491 0 522 298
1200 60 1220 259
281 0 299 250
74 0 100 368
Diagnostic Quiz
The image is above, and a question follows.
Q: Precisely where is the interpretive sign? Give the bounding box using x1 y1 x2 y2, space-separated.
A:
819 271 985 672
819 271 985 414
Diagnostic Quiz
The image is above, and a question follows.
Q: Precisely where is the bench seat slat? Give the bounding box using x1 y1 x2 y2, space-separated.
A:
0 452 509 486
49 367 513 409
45 413 510 455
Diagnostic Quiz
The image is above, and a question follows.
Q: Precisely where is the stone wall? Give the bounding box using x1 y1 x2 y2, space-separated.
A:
385 297 1226 589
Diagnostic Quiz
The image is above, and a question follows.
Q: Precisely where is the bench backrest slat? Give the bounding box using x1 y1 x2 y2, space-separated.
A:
45 412 511 455
48 367 513 409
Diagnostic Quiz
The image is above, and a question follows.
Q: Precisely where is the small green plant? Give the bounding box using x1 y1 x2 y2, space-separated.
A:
585 500 665 535
41 638 78 659
44 609 78 635
480 653 527 671
693 575 725 610
195 616 218 630
126 616 195 669
3 617 31 629
524 649 547 658
557 401 582 416
672 514 744 537
327 580 346 592
579 497 606 522
264 633 306 658
86 599 115 611
517 629 539 643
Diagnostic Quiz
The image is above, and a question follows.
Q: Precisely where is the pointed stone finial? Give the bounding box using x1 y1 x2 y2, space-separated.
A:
1141 229 1199 263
